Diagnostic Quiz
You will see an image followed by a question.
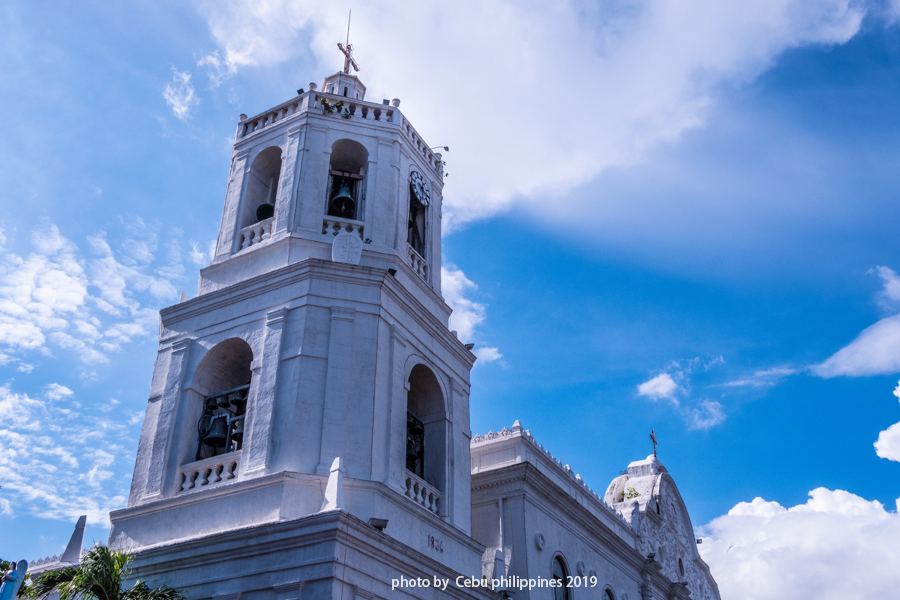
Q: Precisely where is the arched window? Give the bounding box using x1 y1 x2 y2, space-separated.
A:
192 339 253 461
407 171 429 257
406 365 446 494
326 139 368 221
678 557 685 578
242 147 282 229
604 589 615 600
551 557 569 600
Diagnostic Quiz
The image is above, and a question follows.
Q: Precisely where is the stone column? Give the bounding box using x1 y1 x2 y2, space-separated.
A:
144 337 191 500
316 306 356 475
214 147 252 262
242 308 289 476
272 124 305 236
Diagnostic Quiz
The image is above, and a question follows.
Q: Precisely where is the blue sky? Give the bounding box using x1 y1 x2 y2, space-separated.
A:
4 1 900 597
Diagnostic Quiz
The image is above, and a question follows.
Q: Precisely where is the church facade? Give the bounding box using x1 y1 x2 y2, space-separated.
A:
108 57 720 600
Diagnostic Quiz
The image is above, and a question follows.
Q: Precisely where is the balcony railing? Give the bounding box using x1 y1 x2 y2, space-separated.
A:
179 451 240 494
404 470 440 515
407 245 428 280
323 216 364 239
238 217 274 251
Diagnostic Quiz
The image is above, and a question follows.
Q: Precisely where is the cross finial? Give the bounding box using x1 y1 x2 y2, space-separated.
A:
337 10 359 74
650 429 658 458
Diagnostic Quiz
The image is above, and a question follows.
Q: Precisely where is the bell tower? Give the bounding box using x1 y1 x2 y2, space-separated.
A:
110 51 484 599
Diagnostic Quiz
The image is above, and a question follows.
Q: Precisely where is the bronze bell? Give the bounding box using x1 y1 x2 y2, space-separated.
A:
330 185 355 217
203 415 229 447
256 202 275 222
231 416 245 444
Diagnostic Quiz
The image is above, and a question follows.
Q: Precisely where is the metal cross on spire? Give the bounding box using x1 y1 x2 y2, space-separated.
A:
337 10 360 74
650 429 658 458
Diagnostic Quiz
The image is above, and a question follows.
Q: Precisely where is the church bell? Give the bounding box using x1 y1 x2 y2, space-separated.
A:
230 415 245 444
202 415 229 447
256 202 275 222
330 184 356 218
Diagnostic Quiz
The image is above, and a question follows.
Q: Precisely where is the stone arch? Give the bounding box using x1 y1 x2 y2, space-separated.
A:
241 146 283 229
190 338 254 461
402 357 449 514
326 138 369 221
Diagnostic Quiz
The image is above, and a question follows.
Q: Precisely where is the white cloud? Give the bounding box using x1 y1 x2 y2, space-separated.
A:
813 313 900 377
43 383 74 401
441 264 485 342
163 67 198 120
699 487 900 600
0 221 180 367
813 266 900 378
474 346 502 364
0 383 134 526
637 356 729 428
194 0 864 229
637 373 679 402
688 400 726 430
874 381 900 462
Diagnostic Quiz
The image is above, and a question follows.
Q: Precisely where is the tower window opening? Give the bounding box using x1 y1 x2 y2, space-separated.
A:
405 364 447 495
343 86 348 97
191 339 253 461
407 171 430 257
326 139 369 221
241 147 282 230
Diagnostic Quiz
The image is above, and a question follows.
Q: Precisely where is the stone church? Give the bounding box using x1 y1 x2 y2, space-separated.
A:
107 51 721 600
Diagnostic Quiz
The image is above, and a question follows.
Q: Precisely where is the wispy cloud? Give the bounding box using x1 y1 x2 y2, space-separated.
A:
163 67 198 120
636 356 727 429
0 220 180 369
441 264 501 366
875 381 900 463
721 366 798 388
0 382 135 526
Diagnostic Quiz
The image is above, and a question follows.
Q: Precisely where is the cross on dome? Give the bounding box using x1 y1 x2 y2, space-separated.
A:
337 42 359 74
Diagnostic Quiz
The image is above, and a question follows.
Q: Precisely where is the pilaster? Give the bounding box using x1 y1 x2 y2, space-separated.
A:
215 147 252 261
243 307 289 476
145 337 191 500
272 125 305 236
316 306 357 475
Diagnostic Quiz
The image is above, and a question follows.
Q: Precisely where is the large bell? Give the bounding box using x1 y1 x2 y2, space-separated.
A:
256 202 275 222
231 415 245 444
407 413 424 436
330 185 356 218
202 415 229 447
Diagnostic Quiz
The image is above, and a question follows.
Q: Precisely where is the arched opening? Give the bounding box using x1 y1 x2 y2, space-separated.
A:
678 557 685 578
407 171 429 257
406 364 446 494
604 589 615 600
192 338 253 461
326 139 368 221
242 147 282 229
551 557 570 600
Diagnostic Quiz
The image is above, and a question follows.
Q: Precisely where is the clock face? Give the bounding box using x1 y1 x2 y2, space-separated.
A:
410 171 430 206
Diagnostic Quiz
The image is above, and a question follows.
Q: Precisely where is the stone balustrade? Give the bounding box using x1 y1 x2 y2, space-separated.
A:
239 217 274 250
404 470 440 515
179 451 240 493
237 98 304 140
408 246 429 280
401 119 442 176
323 217 364 239
313 94 395 124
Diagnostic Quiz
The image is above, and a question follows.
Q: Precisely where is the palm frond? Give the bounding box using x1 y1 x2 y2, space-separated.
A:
30 567 78 600
122 582 186 600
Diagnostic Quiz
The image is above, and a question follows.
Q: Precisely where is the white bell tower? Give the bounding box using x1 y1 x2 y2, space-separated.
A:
110 48 486 600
